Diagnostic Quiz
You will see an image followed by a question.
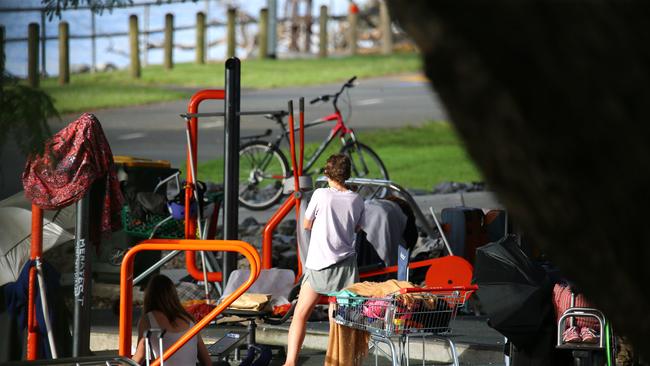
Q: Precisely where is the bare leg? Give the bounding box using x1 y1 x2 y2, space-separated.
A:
283 282 321 366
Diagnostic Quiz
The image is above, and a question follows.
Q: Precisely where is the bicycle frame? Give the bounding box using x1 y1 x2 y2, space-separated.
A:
266 110 356 176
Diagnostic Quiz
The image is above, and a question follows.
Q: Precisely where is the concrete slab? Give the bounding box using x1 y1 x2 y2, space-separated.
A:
89 310 505 365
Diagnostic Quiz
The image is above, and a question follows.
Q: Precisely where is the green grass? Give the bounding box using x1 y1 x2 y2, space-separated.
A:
192 121 483 191
41 81 189 115
40 53 421 114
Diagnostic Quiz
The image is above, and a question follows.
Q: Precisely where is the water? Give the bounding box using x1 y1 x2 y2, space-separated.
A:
0 0 351 77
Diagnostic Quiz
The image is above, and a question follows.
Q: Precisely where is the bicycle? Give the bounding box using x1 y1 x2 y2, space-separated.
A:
239 76 389 210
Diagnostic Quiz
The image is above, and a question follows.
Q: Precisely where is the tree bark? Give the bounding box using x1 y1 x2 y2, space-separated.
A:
387 0 650 354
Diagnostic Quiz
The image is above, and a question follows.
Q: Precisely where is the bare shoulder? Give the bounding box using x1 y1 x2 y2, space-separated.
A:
155 310 191 332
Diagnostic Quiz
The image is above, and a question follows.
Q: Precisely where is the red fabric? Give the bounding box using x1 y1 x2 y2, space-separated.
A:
186 303 216 322
22 113 123 233
552 283 599 330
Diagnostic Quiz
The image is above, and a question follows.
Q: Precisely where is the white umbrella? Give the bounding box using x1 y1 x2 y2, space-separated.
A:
0 193 75 287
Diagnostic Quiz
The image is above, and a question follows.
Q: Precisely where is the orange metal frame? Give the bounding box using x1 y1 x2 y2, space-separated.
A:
261 99 305 281
118 239 260 366
184 89 226 283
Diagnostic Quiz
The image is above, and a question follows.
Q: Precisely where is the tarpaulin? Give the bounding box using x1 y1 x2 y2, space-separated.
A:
22 113 123 234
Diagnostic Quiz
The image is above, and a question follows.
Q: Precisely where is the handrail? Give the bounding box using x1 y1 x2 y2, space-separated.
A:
183 89 226 283
118 239 260 366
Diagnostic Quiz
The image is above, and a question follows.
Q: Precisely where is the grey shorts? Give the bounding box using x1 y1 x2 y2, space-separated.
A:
302 254 359 295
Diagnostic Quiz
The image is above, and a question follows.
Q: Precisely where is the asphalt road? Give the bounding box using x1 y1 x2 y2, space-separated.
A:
0 74 446 199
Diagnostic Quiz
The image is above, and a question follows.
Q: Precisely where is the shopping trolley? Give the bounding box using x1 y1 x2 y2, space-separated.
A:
331 286 477 366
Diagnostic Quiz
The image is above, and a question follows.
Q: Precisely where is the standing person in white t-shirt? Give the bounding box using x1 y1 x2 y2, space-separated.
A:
283 154 365 366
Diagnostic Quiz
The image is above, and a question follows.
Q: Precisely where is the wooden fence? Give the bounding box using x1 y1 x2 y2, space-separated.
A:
1 3 396 87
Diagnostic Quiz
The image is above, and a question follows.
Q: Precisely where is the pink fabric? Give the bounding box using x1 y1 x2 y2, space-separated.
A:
362 300 388 318
553 283 599 330
22 113 123 234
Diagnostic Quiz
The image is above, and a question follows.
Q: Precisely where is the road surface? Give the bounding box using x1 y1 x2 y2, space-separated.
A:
0 74 446 199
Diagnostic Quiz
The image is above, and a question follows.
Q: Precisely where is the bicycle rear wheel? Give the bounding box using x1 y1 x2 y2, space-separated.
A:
340 142 389 198
239 141 289 210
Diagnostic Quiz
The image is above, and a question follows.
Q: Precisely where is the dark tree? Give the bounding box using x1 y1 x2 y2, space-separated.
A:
387 0 650 355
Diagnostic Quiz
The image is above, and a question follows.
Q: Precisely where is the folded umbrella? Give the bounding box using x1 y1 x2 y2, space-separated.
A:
472 235 553 347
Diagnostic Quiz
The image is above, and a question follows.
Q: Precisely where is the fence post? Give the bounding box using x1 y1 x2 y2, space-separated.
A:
227 7 236 58
196 12 205 64
28 23 39 88
319 5 328 58
164 13 174 69
129 15 141 79
59 22 69 85
347 4 358 55
258 8 268 59
0 26 5 76
380 0 393 55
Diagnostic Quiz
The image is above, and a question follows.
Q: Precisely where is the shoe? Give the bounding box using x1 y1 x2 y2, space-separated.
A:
562 326 581 343
580 327 599 343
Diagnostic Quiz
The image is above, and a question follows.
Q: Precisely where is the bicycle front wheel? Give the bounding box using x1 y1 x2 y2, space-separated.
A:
340 142 389 198
239 141 289 210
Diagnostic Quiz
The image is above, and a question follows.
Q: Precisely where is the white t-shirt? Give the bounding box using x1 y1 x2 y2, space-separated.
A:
304 187 365 270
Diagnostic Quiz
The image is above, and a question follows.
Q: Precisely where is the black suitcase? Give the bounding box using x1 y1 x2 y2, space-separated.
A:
441 206 488 264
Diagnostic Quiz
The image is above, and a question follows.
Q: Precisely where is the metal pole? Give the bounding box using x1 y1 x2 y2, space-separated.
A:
267 0 277 58
35 258 58 359
91 11 96 73
73 195 92 357
40 10 46 76
222 57 240 288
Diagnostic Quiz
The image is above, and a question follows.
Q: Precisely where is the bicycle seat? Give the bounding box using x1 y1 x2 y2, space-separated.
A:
264 110 288 121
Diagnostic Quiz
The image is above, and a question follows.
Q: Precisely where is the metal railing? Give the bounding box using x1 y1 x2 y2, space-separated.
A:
118 239 261 366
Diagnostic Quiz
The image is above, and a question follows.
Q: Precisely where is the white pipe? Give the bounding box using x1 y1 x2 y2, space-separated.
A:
35 258 58 359
429 207 454 256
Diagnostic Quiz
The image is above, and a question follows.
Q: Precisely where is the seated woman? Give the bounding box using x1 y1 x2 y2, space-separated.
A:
132 274 212 366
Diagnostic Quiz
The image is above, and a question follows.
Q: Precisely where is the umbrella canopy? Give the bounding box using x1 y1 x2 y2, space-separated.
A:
0 193 75 287
472 235 552 347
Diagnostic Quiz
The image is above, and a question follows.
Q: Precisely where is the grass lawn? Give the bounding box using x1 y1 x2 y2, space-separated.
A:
192 121 483 191
41 53 421 114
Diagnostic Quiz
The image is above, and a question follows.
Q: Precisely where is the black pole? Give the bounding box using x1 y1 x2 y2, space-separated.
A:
72 194 92 357
223 57 240 288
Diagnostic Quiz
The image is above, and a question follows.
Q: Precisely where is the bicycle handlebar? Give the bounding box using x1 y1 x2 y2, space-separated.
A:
309 76 357 106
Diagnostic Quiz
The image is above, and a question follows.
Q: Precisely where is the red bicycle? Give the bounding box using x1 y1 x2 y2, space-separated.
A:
239 76 389 210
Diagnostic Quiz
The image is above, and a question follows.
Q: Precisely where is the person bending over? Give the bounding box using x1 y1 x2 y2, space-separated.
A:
132 274 212 366
283 154 365 366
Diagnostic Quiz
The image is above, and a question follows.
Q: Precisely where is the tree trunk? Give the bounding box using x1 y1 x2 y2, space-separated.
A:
387 0 650 356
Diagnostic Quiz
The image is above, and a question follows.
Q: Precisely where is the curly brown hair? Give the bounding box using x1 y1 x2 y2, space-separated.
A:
324 154 351 185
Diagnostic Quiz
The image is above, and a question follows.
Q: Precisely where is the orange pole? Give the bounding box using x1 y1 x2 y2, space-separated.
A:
261 196 296 269
184 89 226 282
298 98 305 175
27 204 43 360
119 239 260 362
287 101 299 196
295 97 305 280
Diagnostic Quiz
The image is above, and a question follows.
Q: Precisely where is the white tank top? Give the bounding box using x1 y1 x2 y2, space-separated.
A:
145 312 198 366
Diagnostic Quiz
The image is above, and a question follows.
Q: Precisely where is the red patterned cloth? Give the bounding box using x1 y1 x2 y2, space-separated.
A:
553 283 600 330
186 303 216 322
22 113 124 233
